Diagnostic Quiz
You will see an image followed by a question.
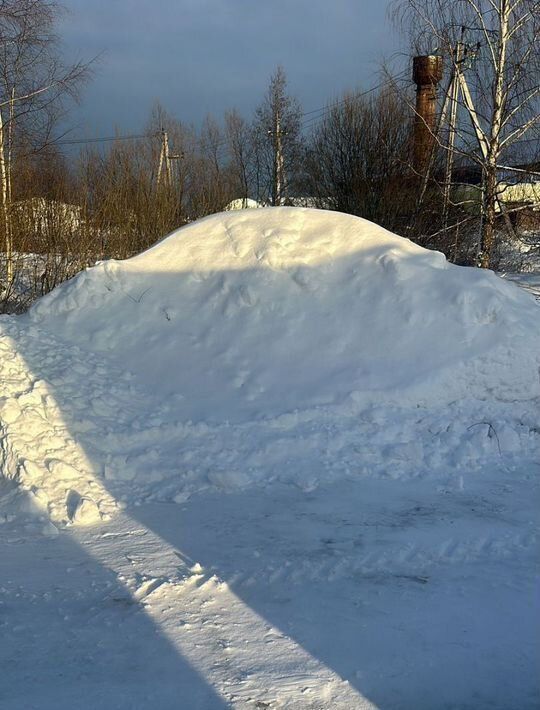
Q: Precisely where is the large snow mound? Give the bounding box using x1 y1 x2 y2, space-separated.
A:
3 208 540 522
28 207 540 422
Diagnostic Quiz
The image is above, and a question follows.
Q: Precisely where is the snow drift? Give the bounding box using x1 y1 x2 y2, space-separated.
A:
27 207 540 421
2 207 540 523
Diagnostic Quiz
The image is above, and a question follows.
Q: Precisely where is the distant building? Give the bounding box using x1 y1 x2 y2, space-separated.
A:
453 162 540 229
11 197 82 231
224 196 333 211
10 198 83 252
282 196 332 209
224 198 263 211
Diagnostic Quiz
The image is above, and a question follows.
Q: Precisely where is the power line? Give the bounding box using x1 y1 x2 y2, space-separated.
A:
300 70 410 131
194 73 411 152
510 134 540 146
54 132 158 146
185 72 411 159
50 71 411 154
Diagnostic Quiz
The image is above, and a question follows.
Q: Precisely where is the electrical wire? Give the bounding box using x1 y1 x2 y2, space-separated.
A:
50 71 411 152
54 132 158 146
300 70 410 131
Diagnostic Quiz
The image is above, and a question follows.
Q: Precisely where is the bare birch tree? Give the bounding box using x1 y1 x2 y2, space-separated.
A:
0 0 89 295
394 0 540 267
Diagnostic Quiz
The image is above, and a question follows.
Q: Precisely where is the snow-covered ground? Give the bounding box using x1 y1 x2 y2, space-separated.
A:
501 271 540 300
1 208 539 708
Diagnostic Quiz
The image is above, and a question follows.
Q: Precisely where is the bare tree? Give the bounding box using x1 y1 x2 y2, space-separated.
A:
0 0 89 297
393 0 540 268
305 87 414 231
224 109 253 205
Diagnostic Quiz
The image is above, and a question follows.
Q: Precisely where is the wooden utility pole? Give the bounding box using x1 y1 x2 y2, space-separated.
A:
269 109 286 206
416 74 452 209
156 129 183 191
157 129 172 188
442 39 464 229
275 112 285 206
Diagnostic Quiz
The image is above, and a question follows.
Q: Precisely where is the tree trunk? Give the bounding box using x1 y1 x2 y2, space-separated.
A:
0 107 13 288
479 166 498 269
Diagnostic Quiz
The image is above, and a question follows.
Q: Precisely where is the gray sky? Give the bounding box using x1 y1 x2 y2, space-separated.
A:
59 0 403 139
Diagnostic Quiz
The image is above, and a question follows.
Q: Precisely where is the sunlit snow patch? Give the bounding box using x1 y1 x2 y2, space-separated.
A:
0 323 118 525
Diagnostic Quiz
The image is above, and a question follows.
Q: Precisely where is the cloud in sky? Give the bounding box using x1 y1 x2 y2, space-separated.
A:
59 0 402 137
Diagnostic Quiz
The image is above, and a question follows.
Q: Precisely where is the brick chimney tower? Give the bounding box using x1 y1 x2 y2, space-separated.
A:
412 55 443 176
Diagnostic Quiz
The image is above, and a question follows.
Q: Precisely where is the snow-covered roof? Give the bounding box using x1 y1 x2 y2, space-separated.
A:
224 198 263 211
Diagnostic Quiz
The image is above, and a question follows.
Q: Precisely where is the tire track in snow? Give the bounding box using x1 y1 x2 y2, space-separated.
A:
201 531 538 590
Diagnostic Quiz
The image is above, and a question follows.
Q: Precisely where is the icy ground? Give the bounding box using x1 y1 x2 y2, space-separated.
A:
501 271 540 300
1 469 538 709
1 209 540 708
